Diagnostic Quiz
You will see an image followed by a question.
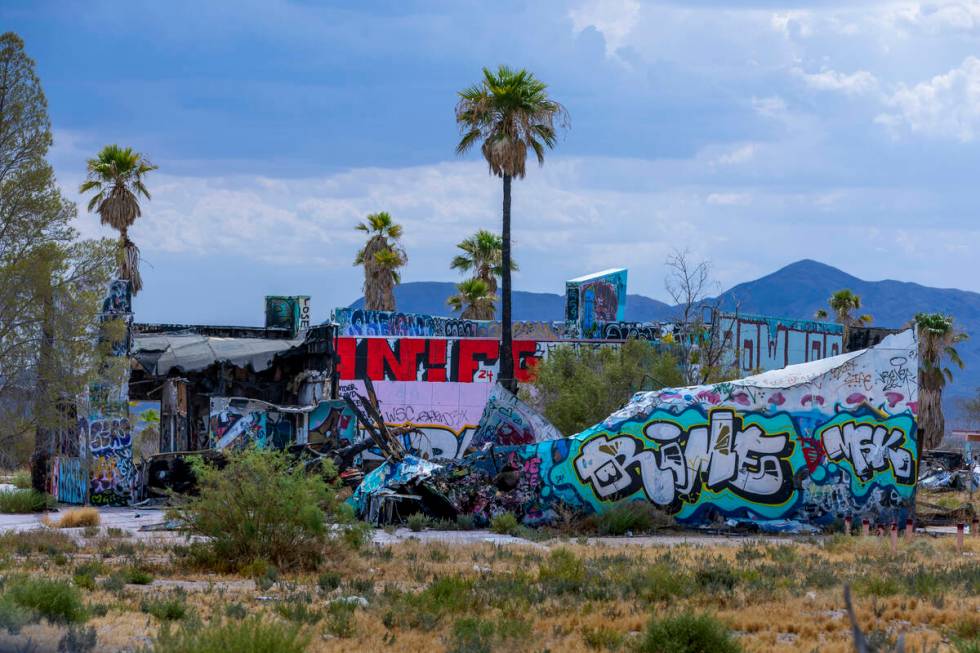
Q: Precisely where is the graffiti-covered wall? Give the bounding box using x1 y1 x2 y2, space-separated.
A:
334 308 567 340
339 381 491 459
565 268 628 333
719 313 845 372
412 330 919 528
209 397 301 450
86 278 136 506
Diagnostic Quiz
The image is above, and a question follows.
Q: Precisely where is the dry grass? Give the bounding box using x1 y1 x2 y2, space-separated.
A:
0 529 977 652
43 507 101 529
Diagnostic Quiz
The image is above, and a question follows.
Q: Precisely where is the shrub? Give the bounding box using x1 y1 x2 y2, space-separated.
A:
456 514 475 530
448 617 495 653
538 548 587 595
591 501 668 535
631 562 693 602
224 603 247 620
51 508 101 528
635 612 741 653
953 639 980 653
528 339 686 435
274 595 321 624
124 566 154 585
694 558 738 594
318 571 341 593
73 571 97 591
149 616 310 653
141 592 188 621
100 572 126 593
58 625 98 653
582 624 625 651
0 489 53 513
407 513 427 532
394 575 473 629
489 512 519 536
11 470 31 490
0 595 32 634
4 577 87 623
0 529 75 556
854 574 901 598
448 616 533 653
324 601 357 638
167 448 346 572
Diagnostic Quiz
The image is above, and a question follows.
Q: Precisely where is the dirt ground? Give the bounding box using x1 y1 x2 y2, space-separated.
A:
0 505 979 652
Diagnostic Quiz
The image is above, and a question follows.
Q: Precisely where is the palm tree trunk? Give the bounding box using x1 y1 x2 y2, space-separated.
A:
919 387 944 450
500 174 515 393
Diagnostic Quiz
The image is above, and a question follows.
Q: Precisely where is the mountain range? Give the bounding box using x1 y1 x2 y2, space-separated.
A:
350 259 980 421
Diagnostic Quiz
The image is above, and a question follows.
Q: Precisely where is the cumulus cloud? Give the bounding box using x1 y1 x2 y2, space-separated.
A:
875 55 980 141
568 0 641 59
795 67 879 95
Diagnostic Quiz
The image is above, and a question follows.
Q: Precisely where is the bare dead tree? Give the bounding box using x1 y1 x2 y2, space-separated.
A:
664 249 737 384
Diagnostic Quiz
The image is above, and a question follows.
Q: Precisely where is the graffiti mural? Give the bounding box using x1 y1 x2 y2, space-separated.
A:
88 413 136 506
265 295 310 337
565 268 628 332
718 313 845 372
209 397 273 449
339 381 490 459
469 383 564 449
335 337 629 384
307 399 358 444
353 330 919 529
333 308 568 340
51 457 86 504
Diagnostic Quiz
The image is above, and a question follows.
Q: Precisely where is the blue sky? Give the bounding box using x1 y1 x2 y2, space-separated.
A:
5 0 980 325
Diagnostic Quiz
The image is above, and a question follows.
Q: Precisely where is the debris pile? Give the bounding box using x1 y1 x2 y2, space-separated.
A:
918 450 980 492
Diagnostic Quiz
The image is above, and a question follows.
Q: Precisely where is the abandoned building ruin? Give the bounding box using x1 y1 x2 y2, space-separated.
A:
39 268 914 532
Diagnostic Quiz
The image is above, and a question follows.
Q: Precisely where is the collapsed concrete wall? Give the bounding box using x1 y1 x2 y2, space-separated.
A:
354 330 919 529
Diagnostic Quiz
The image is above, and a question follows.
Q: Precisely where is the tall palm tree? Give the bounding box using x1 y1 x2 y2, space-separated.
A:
354 211 407 311
455 66 568 392
79 145 157 294
815 289 872 347
450 229 517 299
915 313 967 450
448 278 497 320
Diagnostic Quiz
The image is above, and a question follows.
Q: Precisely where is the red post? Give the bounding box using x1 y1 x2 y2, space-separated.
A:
861 519 870 537
972 518 979 538
844 516 852 536
905 518 914 541
957 523 965 551
890 522 898 553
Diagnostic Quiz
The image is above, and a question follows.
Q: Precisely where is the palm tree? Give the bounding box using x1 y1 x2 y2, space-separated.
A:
915 313 967 450
455 66 568 392
450 229 517 299
354 211 407 311
815 289 872 346
448 278 497 320
79 145 157 294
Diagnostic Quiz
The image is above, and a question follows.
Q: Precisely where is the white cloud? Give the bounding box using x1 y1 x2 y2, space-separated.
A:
795 67 879 95
771 10 813 38
54 148 979 308
887 1 980 34
568 0 640 59
875 55 980 141
712 144 757 166
705 192 752 206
